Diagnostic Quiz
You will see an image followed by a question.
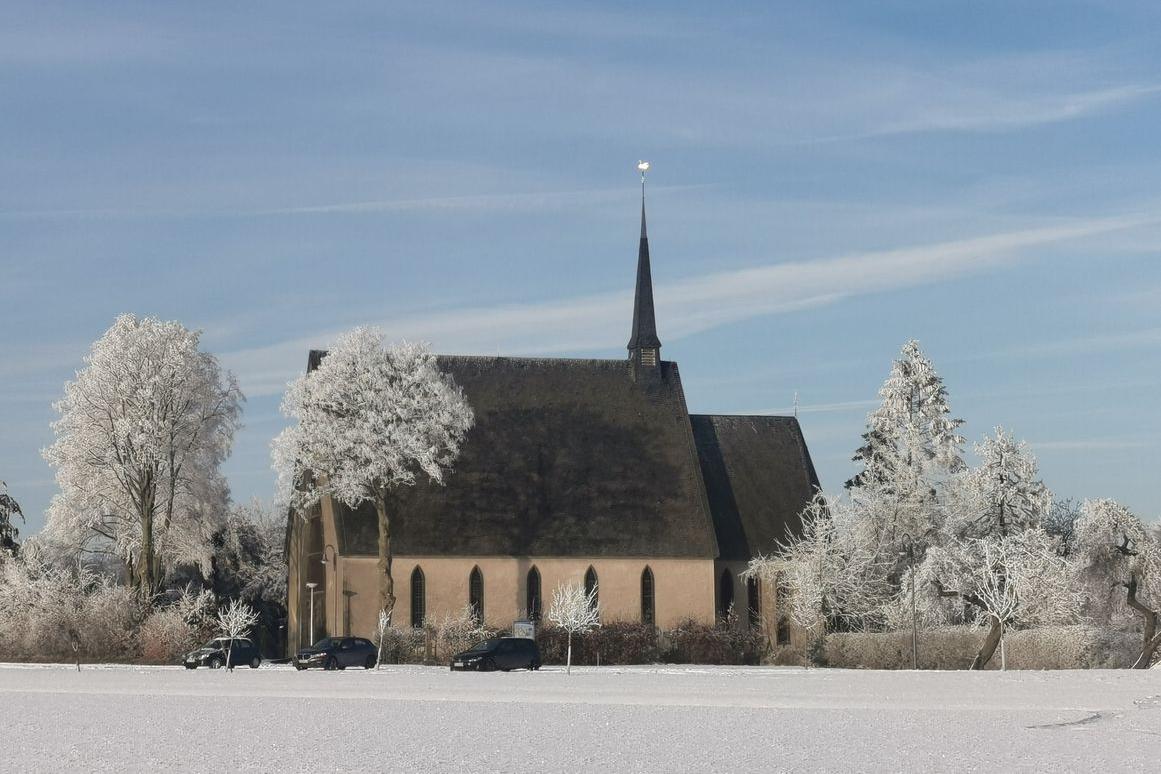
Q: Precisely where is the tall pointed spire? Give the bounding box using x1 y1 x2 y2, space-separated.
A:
628 161 661 367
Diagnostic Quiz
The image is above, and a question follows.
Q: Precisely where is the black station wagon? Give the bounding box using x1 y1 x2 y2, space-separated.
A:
295 637 378 670
184 637 262 669
450 637 541 671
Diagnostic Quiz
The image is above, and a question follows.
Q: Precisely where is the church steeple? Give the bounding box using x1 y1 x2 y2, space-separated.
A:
628 161 661 371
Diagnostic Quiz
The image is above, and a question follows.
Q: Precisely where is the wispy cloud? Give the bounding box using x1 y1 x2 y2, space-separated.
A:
0 184 708 222
852 84 1161 140
221 210 1159 397
1029 439 1150 451
978 327 1161 362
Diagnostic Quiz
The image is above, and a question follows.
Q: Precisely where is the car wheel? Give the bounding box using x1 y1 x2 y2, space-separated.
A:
529 660 540 671
364 655 377 669
294 662 306 671
324 655 339 671
249 657 261 669
209 656 224 670
184 663 197 670
480 657 497 672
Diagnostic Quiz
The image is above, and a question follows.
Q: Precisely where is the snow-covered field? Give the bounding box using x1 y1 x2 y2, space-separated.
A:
3 663 1159 772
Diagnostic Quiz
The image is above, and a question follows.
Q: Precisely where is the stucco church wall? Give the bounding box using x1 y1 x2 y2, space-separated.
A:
323 556 716 641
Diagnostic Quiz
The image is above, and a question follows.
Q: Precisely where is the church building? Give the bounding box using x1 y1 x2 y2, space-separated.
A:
285 185 820 653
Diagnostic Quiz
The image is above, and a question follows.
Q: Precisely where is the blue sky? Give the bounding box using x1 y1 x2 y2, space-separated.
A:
3 1 1161 534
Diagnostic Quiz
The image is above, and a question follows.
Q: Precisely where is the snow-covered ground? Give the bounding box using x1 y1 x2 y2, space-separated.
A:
3 663 1159 772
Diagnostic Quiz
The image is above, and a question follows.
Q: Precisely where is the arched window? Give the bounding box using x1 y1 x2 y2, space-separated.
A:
717 568 734 622
641 566 655 626
777 616 791 646
747 577 761 629
410 566 426 628
584 566 599 610
469 566 484 622
526 566 541 621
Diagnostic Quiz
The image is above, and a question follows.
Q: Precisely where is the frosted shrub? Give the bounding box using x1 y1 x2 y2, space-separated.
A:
431 606 494 662
825 626 1140 670
377 627 426 664
140 587 217 663
826 628 981 670
75 583 145 661
1003 626 1139 670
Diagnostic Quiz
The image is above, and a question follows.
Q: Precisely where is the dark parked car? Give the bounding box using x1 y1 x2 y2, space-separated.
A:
450 637 540 671
184 637 262 669
295 637 378 670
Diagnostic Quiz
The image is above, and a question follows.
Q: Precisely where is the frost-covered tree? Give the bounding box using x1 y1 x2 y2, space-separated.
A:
945 428 1051 540
1045 498 1082 552
211 499 287 607
374 609 391 670
1072 499 1161 668
847 340 965 550
548 582 600 674
43 315 242 594
0 481 24 554
216 599 259 670
918 530 1080 669
273 329 474 620
746 491 894 639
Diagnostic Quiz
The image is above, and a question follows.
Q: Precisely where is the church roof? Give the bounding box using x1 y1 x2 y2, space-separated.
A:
690 414 820 561
330 354 721 559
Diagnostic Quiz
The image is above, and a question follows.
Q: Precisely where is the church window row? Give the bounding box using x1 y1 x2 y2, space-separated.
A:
406 564 764 630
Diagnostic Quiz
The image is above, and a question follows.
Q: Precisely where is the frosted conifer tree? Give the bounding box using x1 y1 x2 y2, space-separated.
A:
0 482 23 554
847 340 965 550
273 329 473 620
945 428 1051 540
548 582 600 674
43 315 243 593
1072 499 1161 668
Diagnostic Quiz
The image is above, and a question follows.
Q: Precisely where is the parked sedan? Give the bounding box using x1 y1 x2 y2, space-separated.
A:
295 637 378 670
184 637 262 669
450 637 540 671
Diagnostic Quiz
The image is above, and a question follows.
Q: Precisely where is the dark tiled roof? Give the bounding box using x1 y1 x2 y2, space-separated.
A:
332 355 719 558
690 414 820 561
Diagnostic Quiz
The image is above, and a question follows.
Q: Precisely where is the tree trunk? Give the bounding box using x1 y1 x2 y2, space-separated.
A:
138 472 157 595
1125 574 1161 669
375 493 395 620
970 617 1003 670
567 632 573 675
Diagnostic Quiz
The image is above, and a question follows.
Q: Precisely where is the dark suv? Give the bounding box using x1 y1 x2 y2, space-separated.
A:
451 637 540 671
184 637 262 669
295 637 378 670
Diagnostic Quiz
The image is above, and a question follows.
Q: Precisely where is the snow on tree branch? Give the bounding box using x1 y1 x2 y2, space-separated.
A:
745 491 894 635
272 328 473 618
0 481 24 553
1072 499 1161 668
915 530 1081 669
945 427 1051 541
548 582 600 674
42 314 243 593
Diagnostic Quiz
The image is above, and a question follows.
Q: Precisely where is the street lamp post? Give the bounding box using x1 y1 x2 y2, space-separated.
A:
306 582 319 646
900 534 918 670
